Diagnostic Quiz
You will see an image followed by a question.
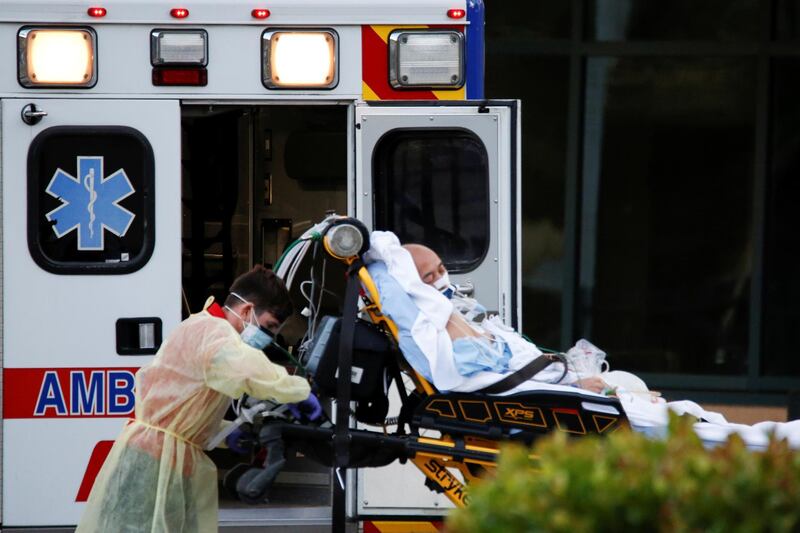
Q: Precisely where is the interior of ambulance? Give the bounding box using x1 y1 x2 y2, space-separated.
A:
181 103 348 509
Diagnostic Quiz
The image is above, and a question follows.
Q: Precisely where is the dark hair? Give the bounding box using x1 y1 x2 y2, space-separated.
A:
225 265 293 322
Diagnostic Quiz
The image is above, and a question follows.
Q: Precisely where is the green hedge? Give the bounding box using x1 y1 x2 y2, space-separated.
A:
448 416 800 533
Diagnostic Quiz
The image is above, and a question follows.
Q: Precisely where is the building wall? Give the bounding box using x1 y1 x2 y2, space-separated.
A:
485 0 800 406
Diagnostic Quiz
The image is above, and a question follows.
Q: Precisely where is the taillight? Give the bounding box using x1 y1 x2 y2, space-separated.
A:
152 67 207 86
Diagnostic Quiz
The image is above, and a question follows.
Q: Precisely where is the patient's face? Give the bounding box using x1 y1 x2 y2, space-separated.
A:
404 244 447 286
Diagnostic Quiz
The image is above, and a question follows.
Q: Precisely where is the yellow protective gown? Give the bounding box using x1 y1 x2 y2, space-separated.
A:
76 307 311 533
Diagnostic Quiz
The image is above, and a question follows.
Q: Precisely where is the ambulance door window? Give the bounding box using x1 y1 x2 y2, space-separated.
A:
28 126 155 274
373 129 489 272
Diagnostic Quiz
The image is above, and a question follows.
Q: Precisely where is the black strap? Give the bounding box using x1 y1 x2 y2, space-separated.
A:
334 260 365 465
388 357 408 435
478 353 567 394
332 266 361 533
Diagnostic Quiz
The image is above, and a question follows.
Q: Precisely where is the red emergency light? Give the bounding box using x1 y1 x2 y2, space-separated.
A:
87 6 107 17
170 7 189 18
152 67 207 86
252 8 271 19
447 8 466 19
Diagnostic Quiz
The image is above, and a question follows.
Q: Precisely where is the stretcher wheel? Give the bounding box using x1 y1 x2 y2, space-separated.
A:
222 463 252 499
235 458 287 504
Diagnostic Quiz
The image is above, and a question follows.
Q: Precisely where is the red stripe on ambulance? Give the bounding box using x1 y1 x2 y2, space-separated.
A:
75 440 115 502
3 367 138 418
361 25 437 100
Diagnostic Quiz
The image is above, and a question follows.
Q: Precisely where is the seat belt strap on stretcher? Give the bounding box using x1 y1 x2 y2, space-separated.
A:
477 353 567 394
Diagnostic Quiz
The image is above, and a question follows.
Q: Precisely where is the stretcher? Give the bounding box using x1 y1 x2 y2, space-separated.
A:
225 216 628 518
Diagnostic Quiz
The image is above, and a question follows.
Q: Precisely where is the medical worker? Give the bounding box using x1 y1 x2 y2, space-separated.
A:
77 265 314 533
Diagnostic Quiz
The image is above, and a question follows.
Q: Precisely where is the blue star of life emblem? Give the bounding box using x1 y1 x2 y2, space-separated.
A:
45 156 136 251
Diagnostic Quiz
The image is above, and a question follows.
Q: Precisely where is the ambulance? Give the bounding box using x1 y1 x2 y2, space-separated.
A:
0 0 521 529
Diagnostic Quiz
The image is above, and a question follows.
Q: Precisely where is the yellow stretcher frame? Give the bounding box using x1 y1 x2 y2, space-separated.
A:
325 239 504 507
320 228 630 512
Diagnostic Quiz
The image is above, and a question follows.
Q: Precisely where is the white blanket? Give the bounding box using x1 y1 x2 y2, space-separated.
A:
365 231 571 391
364 231 800 449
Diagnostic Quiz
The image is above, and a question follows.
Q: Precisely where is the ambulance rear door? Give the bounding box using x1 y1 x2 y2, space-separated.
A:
353 100 521 516
1 98 181 527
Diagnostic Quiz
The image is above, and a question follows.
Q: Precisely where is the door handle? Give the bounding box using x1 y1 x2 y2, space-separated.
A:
116 317 163 355
21 103 47 125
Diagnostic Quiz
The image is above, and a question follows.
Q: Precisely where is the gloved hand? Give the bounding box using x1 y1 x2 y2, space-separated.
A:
225 426 252 454
288 393 323 422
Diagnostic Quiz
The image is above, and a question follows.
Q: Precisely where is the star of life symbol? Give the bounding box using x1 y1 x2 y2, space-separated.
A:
45 156 136 251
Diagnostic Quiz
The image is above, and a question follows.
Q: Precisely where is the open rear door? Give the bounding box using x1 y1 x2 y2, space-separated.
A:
1 99 181 526
353 100 521 516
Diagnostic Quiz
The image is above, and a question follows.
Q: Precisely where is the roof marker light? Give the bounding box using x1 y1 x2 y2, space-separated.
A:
87 7 107 17
447 8 466 19
170 8 189 19
252 8 270 19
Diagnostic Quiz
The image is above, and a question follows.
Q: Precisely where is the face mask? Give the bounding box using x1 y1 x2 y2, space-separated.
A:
433 272 451 292
226 293 275 350
240 319 274 350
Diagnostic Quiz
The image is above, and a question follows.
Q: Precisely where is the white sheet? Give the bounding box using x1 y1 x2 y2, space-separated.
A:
365 231 572 391
364 231 800 449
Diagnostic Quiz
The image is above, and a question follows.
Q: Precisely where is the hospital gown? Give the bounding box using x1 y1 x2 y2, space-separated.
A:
76 306 310 533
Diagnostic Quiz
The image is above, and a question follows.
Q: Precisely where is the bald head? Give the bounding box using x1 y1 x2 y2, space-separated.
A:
403 244 447 286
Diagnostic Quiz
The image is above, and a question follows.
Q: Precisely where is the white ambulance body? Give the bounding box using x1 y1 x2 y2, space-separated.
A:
0 0 520 528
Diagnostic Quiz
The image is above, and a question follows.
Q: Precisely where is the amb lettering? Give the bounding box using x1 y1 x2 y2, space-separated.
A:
34 370 135 416
424 458 469 505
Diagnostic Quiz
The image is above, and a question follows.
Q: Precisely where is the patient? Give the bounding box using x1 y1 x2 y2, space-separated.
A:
365 234 800 447
402 244 608 394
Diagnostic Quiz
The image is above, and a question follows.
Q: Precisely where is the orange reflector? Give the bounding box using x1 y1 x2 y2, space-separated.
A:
170 7 189 18
152 67 207 86
252 8 270 19
447 8 465 18
87 6 106 17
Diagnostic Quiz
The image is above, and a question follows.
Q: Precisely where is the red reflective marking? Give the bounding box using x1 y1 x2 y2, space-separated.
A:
251 8 270 19
363 522 445 532
170 7 189 18
152 67 207 86
447 8 466 19
552 408 580 416
361 26 437 100
87 6 107 17
75 440 115 502
3 369 43 419
3 367 138 419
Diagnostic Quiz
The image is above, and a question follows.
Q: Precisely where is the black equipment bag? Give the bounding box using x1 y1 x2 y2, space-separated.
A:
304 316 393 403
